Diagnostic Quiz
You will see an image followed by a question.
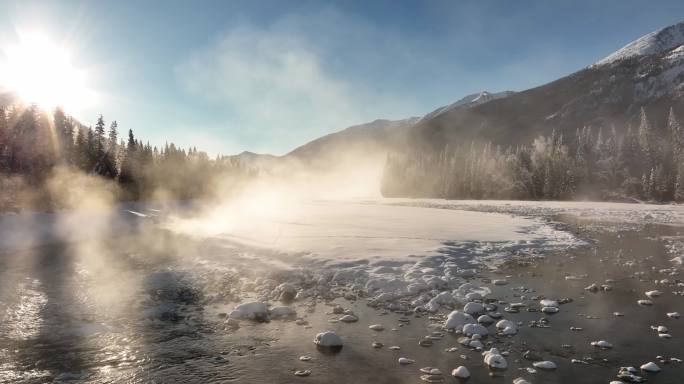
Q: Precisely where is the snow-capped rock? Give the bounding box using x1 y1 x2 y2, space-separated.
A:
339 314 358 323
398 357 415 365
445 311 476 330
463 302 485 315
640 361 661 372
463 323 489 337
229 301 269 321
313 331 343 347
274 283 297 302
591 340 613 349
495 319 518 335
483 348 507 369
533 360 557 370
513 378 532 384
539 299 559 308
451 366 470 379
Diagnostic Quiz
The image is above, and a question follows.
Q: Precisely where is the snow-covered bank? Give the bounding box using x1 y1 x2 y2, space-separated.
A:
375 198 684 226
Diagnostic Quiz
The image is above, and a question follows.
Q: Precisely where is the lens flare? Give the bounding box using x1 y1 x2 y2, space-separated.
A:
0 32 96 114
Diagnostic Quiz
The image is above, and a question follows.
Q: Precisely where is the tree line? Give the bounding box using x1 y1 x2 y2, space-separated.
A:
382 107 684 202
0 103 255 205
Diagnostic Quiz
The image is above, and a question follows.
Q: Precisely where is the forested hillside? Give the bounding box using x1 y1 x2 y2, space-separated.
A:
382 107 684 202
0 103 254 210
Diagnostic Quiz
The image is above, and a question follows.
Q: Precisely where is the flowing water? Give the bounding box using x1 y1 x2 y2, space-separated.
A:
0 216 682 383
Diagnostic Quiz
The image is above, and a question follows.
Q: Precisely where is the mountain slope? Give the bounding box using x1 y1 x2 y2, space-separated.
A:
407 19 684 152
285 90 514 168
285 117 419 167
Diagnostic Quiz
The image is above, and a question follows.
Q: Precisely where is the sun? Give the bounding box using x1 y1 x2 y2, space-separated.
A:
0 32 95 114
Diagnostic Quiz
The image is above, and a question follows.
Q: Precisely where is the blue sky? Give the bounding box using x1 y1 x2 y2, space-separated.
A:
1 0 684 155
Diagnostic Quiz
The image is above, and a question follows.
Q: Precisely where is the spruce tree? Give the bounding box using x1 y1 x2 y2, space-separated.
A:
108 121 118 150
0 107 8 172
94 115 106 153
638 107 654 168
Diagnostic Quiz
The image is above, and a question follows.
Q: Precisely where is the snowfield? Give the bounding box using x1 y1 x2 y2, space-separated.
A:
174 200 579 263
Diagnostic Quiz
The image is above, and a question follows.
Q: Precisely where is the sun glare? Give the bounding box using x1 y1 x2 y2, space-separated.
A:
0 32 95 114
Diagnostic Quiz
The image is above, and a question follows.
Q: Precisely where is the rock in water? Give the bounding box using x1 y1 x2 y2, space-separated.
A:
645 290 662 298
398 357 415 365
640 362 661 372
339 314 358 323
667 312 680 319
368 324 384 331
270 306 297 319
513 379 532 384
451 366 470 379
533 361 557 370
495 319 518 335
539 299 559 307
483 348 507 370
313 331 343 347
420 367 442 375
591 340 613 349
294 370 311 377
617 366 644 383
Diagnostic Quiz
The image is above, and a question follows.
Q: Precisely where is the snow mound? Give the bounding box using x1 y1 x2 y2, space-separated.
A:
595 20 684 66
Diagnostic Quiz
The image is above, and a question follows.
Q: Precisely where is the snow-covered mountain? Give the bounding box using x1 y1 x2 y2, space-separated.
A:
221 151 279 170
285 117 419 167
406 19 684 151
227 20 684 173
284 91 514 168
594 20 684 66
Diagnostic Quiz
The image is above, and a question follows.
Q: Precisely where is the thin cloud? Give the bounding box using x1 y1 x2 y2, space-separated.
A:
175 24 363 154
